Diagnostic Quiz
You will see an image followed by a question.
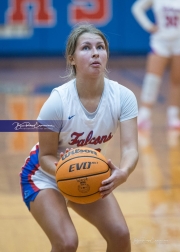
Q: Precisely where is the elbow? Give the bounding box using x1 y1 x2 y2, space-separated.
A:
132 149 139 167
131 5 135 14
131 3 140 19
131 4 137 16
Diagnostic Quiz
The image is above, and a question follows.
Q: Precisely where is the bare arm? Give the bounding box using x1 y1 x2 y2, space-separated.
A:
131 0 157 33
38 131 59 177
99 117 139 197
119 117 139 177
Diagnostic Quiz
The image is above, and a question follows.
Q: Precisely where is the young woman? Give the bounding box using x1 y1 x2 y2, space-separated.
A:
20 24 138 252
132 0 180 130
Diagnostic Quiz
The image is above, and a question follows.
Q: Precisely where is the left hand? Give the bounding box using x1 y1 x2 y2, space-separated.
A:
99 159 128 198
54 148 73 167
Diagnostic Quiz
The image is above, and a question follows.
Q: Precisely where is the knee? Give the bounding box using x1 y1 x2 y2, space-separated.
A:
61 239 78 252
117 225 130 246
51 236 78 252
107 224 131 252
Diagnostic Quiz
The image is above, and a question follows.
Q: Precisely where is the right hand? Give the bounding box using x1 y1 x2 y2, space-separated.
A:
59 148 74 159
55 148 73 167
149 25 158 33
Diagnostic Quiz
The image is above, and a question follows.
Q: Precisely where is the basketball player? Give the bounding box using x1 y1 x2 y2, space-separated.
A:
131 0 180 130
20 24 138 252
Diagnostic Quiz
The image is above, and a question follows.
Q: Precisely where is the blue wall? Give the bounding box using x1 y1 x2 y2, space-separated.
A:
0 0 152 56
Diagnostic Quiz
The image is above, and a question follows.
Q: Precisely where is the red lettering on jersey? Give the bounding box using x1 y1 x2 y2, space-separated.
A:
166 16 179 27
7 0 56 26
68 131 113 147
68 0 112 25
69 132 84 146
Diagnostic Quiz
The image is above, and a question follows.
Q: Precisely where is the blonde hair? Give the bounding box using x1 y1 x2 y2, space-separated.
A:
65 23 109 79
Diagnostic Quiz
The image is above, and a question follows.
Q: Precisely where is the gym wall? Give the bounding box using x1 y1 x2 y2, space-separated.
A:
0 0 152 56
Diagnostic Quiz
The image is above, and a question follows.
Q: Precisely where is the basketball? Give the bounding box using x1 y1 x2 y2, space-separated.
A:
55 147 110 204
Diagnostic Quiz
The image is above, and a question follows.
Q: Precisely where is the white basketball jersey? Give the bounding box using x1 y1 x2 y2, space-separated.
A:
153 0 180 40
132 0 180 40
55 78 121 156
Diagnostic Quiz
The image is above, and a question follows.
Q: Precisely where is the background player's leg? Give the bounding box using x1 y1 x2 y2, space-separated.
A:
68 193 130 252
30 189 78 252
168 55 180 129
138 53 169 129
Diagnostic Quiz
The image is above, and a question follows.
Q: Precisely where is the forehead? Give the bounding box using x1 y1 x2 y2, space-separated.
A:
77 32 104 44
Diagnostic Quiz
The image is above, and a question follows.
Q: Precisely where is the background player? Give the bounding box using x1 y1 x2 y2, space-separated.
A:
20 23 138 252
131 0 180 130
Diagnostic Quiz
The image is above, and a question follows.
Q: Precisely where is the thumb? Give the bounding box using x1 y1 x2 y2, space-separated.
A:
107 159 116 171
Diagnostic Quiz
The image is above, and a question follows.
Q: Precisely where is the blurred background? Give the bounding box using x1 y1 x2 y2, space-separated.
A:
0 0 153 56
0 1 180 252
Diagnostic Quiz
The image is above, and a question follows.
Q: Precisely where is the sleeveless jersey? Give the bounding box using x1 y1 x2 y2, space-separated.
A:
132 0 180 40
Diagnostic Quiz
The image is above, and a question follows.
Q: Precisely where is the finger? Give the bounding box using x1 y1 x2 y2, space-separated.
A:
101 191 112 198
107 159 112 165
101 174 114 185
107 159 116 170
100 187 113 198
99 181 114 192
60 152 64 158
65 148 74 153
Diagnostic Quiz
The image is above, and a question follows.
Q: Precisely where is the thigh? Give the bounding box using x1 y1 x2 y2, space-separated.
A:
170 55 180 84
30 188 78 245
68 193 128 239
146 53 170 76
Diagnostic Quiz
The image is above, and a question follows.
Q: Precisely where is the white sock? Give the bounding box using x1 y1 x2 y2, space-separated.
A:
138 107 152 123
141 73 161 104
167 106 180 121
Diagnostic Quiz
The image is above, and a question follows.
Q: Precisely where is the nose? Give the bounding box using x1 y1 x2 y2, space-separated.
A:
92 47 99 58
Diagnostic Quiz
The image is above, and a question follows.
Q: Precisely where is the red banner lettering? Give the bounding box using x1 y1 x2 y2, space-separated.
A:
68 0 112 26
7 0 56 26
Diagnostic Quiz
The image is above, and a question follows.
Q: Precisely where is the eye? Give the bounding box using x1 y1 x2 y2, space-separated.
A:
97 44 105 50
82 46 90 50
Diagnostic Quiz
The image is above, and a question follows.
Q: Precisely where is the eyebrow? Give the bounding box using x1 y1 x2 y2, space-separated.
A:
81 41 105 45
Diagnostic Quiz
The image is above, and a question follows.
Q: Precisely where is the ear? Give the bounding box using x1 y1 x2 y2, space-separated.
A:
68 55 75 65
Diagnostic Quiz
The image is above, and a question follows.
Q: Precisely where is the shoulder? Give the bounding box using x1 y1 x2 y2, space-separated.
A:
120 84 136 97
52 79 76 102
106 78 136 98
118 85 138 121
120 86 137 108
106 78 121 92
54 79 75 93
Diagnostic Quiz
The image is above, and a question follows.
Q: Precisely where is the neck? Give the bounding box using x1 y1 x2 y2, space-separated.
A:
75 75 105 98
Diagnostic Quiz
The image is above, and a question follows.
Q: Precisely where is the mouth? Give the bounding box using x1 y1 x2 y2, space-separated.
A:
91 61 101 66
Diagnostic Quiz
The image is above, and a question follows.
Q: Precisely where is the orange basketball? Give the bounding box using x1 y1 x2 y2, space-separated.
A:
55 147 110 204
